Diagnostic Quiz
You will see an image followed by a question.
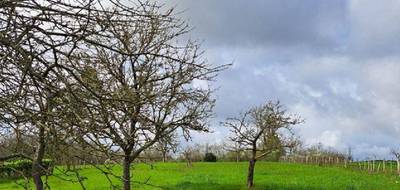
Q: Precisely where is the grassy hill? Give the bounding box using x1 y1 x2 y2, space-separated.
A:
1 162 399 190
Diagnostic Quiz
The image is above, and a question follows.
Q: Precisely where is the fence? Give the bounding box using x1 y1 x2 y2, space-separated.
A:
280 155 400 175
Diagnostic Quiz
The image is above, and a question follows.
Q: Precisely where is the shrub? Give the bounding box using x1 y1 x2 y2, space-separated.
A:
0 159 54 178
203 153 217 162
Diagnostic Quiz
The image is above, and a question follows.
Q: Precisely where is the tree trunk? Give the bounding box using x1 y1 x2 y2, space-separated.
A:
247 149 257 189
122 156 131 190
32 126 45 190
247 159 256 188
162 151 166 163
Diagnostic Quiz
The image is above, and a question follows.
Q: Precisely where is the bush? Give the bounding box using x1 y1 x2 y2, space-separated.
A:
0 159 54 178
203 153 217 162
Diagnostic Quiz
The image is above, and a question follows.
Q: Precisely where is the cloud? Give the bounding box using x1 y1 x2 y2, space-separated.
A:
348 0 400 56
169 0 348 50
163 0 400 159
210 51 400 159
307 130 342 148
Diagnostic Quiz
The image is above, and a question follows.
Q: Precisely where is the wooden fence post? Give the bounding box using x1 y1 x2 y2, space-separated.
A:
377 162 381 172
383 160 385 173
367 160 370 172
372 160 375 172
364 161 366 170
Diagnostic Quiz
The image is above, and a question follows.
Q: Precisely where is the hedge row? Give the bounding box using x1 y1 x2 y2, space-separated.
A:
0 159 54 178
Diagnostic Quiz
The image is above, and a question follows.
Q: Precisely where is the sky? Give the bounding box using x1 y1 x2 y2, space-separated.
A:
165 0 400 159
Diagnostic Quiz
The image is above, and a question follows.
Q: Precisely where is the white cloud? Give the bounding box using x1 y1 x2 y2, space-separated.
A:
161 0 400 159
307 130 342 148
329 79 362 101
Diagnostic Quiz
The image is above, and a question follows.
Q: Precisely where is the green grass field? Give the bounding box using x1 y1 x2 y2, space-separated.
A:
1 162 399 190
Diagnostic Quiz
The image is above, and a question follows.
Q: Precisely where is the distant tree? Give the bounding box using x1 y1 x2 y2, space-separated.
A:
392 149 400 175
203 152 217 162
223 141 244 162
347 146 353 162
181 146 194 167
0 136 35 160
223 100 302 188
206 143 228 161
155 132 179 162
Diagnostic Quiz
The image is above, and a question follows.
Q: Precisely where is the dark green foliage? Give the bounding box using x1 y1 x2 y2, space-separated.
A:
0 159 54 178
203 153 217 162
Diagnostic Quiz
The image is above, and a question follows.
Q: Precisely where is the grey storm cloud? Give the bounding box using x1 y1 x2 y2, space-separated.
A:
164 0 400 159
170 0 348 49
348 0 400 56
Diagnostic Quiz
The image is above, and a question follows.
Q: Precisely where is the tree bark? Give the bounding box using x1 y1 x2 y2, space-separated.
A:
247 149 257 188
162 151 166 163
247 158 256 188
122 156 131 190
32 126 45 190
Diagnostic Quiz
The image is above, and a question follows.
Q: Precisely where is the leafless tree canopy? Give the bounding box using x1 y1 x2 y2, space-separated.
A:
1 1 229 190
65 5 227 188
155 132 179 162
225 101 302 156
223 100 303 188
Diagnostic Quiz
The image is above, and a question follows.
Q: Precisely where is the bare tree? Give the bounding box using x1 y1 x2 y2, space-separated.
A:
392 149 400 175
0 1 166 189
1 1 226 190
181 146 194 167
224 141 244 162
155 132 179 162
223 100 303 188
63 3 228 189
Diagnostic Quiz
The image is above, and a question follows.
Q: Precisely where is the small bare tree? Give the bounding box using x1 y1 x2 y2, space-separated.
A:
392 149 400 175
182 146 195 167
223 100 303 188
224 141 244 162
155 132 179 162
